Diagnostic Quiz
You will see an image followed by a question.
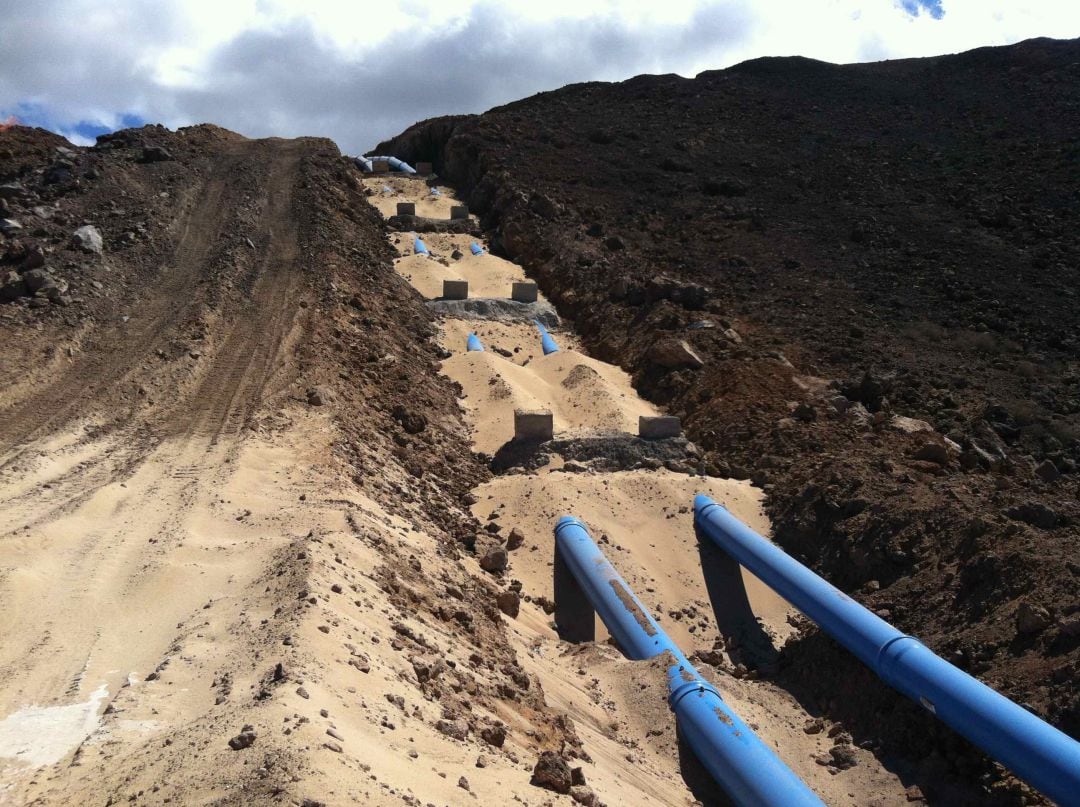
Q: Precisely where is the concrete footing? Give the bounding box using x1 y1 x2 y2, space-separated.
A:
451 205 470 220
514 410 554 441
372 160 390 173
416 161 433 174
511 281 538 303
639 415 682 439
442 279 469 300
396 202 416 216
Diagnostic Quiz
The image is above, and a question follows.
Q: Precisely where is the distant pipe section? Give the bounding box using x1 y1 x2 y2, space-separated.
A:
470 242 485 256
414 237 429 256
353 156 373 172
535 319 559 355
554 517 823 806
466 333 484 352
693 494 1080 806
363 155 416 174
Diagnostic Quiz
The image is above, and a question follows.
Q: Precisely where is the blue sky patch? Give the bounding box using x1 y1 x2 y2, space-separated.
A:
899 0 945 20
0 101 145 143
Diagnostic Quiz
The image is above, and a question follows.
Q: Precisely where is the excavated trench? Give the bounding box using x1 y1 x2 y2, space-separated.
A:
367 172 916 805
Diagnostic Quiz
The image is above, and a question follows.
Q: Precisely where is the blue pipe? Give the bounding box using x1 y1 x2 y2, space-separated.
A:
470 242 485 256
366 155 416 174
693 495 1080 805
466 333 484 352
414 237 429 256
535 319 560 355
353 156 373 172
554 517 823 806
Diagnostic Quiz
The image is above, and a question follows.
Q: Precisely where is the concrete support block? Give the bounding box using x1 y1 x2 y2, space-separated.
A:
511 281 538 303
396 202 416 216
451 205 470 220
372 160 390 173
639 415 682 439
442 279 469 300
514 410 554 441
416 161 433 174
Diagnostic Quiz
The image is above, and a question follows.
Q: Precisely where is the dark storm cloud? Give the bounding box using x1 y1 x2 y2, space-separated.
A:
0 2 755 152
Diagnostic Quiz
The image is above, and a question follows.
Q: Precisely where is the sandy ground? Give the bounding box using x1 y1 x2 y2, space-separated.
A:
381 175 914 805
362 176 460 219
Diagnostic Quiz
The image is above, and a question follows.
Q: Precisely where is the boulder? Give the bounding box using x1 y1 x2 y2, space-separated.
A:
531 751 572 794
72 225 103 254
649 339 704 369
1006 502 1059 530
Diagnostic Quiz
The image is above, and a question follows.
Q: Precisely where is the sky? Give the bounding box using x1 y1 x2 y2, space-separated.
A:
1 0 1078 154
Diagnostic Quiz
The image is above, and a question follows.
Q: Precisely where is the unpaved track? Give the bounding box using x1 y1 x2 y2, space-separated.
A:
0 138 310 793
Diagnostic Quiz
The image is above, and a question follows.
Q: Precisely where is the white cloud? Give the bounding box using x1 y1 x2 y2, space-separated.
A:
1 0 1078 153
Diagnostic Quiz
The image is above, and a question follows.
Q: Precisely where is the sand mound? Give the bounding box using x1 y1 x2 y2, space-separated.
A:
442 349 659 455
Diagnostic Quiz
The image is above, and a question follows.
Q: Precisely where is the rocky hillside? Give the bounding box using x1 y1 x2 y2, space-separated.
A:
377 35 1080 784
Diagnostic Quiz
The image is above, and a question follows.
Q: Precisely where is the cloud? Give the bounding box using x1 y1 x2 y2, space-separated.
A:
1 1 1079 154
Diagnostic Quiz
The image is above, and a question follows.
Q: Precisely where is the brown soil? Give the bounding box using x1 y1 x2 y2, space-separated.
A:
0 125 578 805
377 36 1080 804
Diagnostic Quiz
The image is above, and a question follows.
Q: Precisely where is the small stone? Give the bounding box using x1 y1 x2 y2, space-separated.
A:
326 728 344 741
480 725 506 747
324 741 343 753
803 718 825 734
570 785 598 806
296 686 310 699
506 528 525 550
648 339 704 369
457 776 470 791
141 145 174 162
1035 459 1060 483
72 225 103 254
228 730 256 750
435 718 469 741
480 546 508 573
306 387 324 406
829 744 858 770
475 755 488 768
0 218 22 235
913 442 950 466
1016 602 1052 636
792 402 816 422
496 589 520 618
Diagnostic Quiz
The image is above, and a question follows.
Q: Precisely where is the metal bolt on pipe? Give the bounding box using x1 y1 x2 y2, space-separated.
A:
414 236 429 256
693 494 1080 806
466 333 484 352
534 319 560 355
554 516 824 806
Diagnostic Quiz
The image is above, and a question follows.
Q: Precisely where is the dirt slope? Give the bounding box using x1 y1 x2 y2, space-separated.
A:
0 127 579 805
377 36 1080 803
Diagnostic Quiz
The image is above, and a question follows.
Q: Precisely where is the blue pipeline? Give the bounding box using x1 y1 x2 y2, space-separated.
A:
470 242 485 256
365 155 416 174
414 237 429 256
534 320 559 355
466 333 484 352
693 495 1080 806
353 156 373 172
554 517 823 806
